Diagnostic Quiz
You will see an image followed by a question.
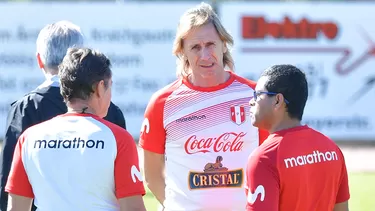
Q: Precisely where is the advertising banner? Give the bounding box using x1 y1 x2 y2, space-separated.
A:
219 3 375 141
0 2 197 139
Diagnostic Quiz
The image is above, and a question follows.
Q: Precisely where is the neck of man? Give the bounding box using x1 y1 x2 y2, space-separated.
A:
43 67 59 78
189 69 230 88
66 99 98 116
268 116 302 134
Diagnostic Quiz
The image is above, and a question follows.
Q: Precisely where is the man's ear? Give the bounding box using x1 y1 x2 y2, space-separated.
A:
36 53 44 69
275 94 285 109
95 80 106 98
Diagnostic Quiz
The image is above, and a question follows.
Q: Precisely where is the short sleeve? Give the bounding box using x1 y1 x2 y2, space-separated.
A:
5 134 34 198
111 126 146 198
138 92 168 154
245 149 279 211
336 150 350 203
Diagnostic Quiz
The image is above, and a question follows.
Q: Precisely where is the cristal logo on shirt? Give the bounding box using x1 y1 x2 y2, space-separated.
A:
184 132 246 154
188 156 244 190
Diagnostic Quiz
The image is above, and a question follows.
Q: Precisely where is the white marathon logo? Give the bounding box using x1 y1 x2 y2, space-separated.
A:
131 165 143 183
247 185 265 204
284 150 339 168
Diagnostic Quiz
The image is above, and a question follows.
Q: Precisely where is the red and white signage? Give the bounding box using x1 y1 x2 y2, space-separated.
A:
219 2 375 141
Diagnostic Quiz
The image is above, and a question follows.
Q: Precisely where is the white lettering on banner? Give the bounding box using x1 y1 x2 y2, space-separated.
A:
247 185 265 204
219 3 375 141
296 62 329 99
91 28 174 46
0 103 10 116
0 74 43 98
284 150 339 168
131 165 143 183
303 116 370 131
0 2 198 139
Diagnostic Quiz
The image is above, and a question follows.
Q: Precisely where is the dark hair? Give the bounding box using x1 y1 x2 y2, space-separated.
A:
59 47 112 102
261 64 308 120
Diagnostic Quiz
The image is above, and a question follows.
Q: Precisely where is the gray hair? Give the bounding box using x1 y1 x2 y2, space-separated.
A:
172 2 234 78
36 21 84 69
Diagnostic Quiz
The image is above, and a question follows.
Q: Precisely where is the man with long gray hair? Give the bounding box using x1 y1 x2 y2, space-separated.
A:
139 2 268 210
0 21 126 211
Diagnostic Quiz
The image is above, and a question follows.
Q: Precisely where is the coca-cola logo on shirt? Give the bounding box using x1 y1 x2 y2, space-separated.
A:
184 132 246 154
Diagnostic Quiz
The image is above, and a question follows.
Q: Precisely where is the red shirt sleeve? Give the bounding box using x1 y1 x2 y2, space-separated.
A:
139 83 178 154
5 133 34 198
110 125 146 198
246 148 279 211
336 149 350 203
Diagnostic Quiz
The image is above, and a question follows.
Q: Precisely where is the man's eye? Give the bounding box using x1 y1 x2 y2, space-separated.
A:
207 43 215 47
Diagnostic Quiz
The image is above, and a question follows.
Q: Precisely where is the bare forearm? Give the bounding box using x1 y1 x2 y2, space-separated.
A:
7 194 32 211
334 201 349 211
142 150 166 207
147 176 166 206
119 196 146 211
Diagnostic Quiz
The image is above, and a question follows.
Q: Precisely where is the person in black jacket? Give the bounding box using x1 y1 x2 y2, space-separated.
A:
0 21 126 211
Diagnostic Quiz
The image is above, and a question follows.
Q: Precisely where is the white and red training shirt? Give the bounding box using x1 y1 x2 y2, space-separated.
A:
139 71 268 211
6 113 145 211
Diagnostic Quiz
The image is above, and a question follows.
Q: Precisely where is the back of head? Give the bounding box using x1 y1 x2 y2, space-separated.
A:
172 2 234 77
37 21 84 71
58 47 112 103
261 64 308 120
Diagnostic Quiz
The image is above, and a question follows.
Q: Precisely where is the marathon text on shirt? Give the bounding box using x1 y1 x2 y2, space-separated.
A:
175 114 206 123
33 138 105 149
284 150 338 168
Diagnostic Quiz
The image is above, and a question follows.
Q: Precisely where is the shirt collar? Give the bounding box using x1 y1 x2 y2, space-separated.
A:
37 75 60 89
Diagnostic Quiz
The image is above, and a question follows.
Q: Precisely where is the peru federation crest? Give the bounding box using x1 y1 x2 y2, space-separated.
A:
230 105 246 125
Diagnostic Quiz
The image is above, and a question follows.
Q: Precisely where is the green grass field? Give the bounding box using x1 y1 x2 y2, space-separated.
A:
143 172 375 211
348 172 375 211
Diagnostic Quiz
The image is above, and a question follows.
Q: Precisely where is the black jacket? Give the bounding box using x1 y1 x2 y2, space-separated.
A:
0 86 126 211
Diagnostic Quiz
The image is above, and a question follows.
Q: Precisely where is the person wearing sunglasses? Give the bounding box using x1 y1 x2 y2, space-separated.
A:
245 64 350 211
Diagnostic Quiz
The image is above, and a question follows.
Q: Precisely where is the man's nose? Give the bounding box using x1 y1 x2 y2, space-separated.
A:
200 48 210 60
249 98 255 107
